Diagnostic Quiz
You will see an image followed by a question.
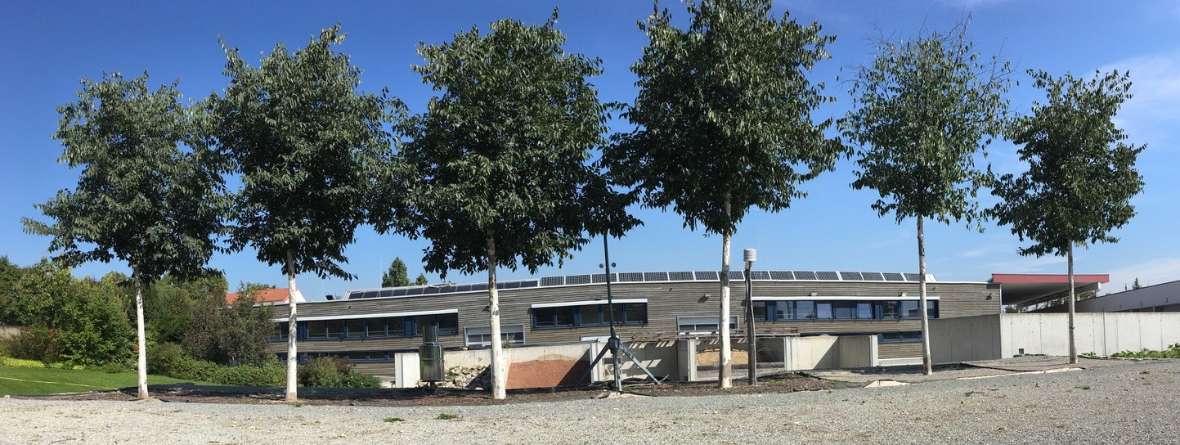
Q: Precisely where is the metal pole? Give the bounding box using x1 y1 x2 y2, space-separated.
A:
604 235 622 392
744 248 757 385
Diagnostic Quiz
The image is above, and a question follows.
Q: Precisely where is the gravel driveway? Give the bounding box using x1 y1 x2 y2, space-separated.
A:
1 359 1177 444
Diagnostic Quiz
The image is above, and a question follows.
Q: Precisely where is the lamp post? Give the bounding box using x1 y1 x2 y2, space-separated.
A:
744 248 757 385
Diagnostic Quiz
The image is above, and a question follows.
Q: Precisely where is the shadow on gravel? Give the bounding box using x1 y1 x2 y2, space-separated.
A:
28 372 835 407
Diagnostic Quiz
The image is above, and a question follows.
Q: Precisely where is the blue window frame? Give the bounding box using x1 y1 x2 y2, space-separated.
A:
756 300 939 321
532 303 647 330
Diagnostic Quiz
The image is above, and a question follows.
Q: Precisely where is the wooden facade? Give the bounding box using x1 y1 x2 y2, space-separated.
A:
265 276 1001 364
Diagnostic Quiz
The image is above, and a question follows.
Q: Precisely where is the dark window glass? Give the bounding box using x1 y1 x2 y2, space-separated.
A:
306 321 327 338
928 300 940 319
534 308 557 328
796 301 816 320
901 301 920 319
555 307 576 327
856 303 872 320
365 319 387 337
753 301 768 321
416 314 459 336
816 303 832 320
881 301 899 319
774 301 793 320
345 319 365 338
324 320 344 337
581 306 605 326
832 302 856 320
273 322 289 340
622 303 647 324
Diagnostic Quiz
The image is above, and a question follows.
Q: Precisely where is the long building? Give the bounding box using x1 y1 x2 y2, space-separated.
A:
265 270 1002 376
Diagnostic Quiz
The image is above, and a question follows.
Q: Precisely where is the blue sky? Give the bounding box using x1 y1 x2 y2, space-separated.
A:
2 0 1177 298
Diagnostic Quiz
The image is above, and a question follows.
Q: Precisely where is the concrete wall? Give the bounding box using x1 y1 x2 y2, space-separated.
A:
1001 313 1180 357
930 314 1002 364
781 335 879 371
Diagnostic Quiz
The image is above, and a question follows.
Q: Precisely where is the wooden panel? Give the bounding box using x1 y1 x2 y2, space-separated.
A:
266 280 998 355
879 342 923 359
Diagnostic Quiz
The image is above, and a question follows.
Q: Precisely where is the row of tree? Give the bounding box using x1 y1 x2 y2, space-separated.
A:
28 0 1143 400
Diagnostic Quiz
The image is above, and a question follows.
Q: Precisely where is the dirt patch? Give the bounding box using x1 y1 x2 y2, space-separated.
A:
507 359 587 389
29 373 832 407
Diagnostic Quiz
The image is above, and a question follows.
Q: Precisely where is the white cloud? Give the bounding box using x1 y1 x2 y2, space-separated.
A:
1104 257 1180 294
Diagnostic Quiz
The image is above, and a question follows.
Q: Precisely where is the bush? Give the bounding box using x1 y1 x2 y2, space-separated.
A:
149 342 284 386
1111 344 1180 359
298 356 380 389
6 326 60 364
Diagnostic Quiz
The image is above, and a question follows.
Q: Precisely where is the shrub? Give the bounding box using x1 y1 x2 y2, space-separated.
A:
1111 344 1180 359
6 326 60 364
298 356 380 388
148 342 284 386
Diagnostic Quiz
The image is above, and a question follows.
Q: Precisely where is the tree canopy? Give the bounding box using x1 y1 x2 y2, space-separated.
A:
24 73 226 286
605 0 842 236
991 70 1144 257
387 12 637 277
840 25 1011 225
381 257 410 287
210 25 393 279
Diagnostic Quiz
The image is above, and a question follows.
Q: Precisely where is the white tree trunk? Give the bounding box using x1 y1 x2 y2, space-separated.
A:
1068 244 1077 364
487 235 507 400
917 217 933 375
719 230 733 389
134 282 148 400
285 250 299 402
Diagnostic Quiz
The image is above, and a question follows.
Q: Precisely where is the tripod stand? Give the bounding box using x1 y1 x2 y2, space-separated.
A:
580 234 660 391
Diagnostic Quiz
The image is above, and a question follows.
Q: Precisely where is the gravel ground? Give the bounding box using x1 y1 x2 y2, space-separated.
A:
1 359 1177 444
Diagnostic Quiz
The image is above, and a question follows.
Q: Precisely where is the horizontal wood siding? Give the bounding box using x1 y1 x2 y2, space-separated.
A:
266 280 999 355
879 342 923 359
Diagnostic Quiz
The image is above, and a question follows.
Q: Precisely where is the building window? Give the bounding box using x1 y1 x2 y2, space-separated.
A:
415 313 459 336
758 299 939 321
676 316 738 334
345 319 365 339
271 322 289 341
464 325 526 348
532 303 648 330
878 331 923 344
306 320 329 339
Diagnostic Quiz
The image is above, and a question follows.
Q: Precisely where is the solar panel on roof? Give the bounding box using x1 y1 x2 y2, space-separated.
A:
592 273 617 283
840 272 863 281
363 291 380 299
618 272 644 282
437 285 456 294
644 272 669 282
750 271 771 280
861 272 884 281
405 288 424 296
519 280 538 288
883 272 905 281
471 283 488 291
769 271 795 280
669 271 694 281
422 287 441 294
455 284 473 292
793 271 817 280
346 291 362 299
566 275 591 285
816 271 839 280
391 288 407 297
541 276 564 286
726 271 744 280
904 273 922 281
695 271 719 281
380 289 396 298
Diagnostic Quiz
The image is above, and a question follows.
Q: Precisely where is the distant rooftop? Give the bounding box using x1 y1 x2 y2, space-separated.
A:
226 287 291 305
343 270 931 301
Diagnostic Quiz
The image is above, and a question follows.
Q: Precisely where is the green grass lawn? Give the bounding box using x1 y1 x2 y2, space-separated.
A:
0 365 200 396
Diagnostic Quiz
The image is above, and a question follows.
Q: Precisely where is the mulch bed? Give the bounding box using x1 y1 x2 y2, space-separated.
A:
28 372 834 407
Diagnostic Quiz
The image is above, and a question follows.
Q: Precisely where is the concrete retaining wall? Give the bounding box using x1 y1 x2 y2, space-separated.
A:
930 314 1003 364
1001 312 1180 357
780 335 879 371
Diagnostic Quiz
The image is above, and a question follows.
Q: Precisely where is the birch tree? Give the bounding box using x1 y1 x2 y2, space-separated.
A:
992 70 1144 364
25 73 226 399
605 0 842 388
210 26 392 402
374 12 637 399
839 25 1010 374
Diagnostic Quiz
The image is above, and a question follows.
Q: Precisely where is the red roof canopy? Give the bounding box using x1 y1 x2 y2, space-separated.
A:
990 273 1110 285
225 287 290 305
